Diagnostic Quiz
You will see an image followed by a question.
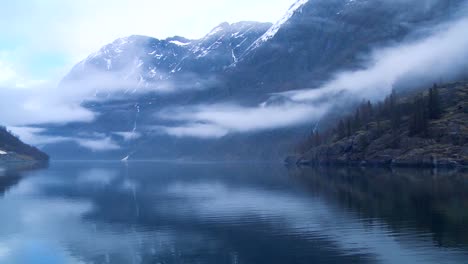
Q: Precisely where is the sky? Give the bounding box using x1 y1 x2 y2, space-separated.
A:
0 0 297 88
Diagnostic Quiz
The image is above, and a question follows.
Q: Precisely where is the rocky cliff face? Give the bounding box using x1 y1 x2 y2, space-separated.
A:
295 82 468 168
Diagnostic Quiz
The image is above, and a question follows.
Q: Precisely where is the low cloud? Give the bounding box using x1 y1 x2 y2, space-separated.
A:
8 126 120 152
0 82 95 126
113 131 141 141
288 17 468 103
6 127 70 145
157 123 229 139
75 137 120 152
0 58 222 127
156 102 329 138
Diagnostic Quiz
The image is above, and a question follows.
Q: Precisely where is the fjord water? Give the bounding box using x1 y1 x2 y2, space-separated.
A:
0 162 467 264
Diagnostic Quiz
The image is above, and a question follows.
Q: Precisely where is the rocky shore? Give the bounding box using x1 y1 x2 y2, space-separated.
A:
0 151 42 164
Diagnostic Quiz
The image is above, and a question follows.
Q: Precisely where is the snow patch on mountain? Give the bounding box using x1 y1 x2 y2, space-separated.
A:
206 24 228 38
249 0 309 50
231 49 238 63
169 40 191 46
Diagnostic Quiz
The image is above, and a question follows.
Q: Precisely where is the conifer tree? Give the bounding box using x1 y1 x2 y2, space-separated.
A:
346 119 352 138
410 94 429 136
354 109 361 131
389 89 401 130
313 131 321 147
337 120 346 139
428 84 441 119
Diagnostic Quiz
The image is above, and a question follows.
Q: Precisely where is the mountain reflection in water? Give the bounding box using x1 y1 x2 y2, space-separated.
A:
0 162 466 264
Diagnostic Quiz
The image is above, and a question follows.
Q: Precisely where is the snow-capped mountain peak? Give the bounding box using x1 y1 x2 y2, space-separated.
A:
248 0 309 51
62 22 271 91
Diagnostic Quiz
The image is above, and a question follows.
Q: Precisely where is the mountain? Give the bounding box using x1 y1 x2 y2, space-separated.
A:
0 126 49 162
40 0 467 161
43 21 277 160
61 21 272 93
291 82 468 168
227 0 466 93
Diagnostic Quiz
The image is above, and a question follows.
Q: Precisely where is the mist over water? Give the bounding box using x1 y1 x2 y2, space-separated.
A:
0 162 467 264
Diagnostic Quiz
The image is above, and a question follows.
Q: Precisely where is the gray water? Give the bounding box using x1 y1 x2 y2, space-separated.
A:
0 161 467 264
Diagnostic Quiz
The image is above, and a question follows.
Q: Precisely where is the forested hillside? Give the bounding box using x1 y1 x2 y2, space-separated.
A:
294 82 468 168
0 127 49 162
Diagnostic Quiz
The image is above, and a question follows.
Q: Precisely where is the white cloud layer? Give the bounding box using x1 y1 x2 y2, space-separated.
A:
7 127 121 152
289 17 468 103
157 103 330 138
0 83 95 126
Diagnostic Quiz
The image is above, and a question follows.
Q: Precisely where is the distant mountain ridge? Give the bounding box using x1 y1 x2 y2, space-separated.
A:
40 0 468 160
62 21 272 93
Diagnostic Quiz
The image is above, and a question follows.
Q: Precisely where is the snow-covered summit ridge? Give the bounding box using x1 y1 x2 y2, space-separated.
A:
86 35 192 62
84 20 272 66
191 21 272 59
248 0 309 50
63 22 271 89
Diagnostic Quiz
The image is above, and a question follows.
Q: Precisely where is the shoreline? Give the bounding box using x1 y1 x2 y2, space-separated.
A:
285 156 468 170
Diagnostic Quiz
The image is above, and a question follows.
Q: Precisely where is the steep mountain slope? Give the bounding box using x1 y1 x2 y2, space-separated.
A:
228 0 466 93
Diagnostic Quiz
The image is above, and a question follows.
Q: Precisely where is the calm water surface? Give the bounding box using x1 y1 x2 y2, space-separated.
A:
0 161 467 264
